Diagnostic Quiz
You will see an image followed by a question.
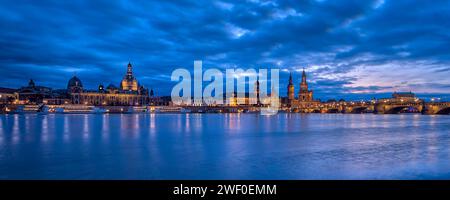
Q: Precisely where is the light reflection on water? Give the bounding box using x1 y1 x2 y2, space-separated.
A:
0 113 449 180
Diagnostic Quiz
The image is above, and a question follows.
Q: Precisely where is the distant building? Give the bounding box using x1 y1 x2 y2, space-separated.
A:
120 62 139 92
298 69 313 101
377 91 419 103
392 91 415 99
66 62 150 106
67 76 83 93
287 72 295 101
0 87 18 104
288 69 320 111
17 79 52 104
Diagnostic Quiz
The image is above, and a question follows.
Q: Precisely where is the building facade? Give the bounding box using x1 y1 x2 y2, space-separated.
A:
120 62 139 92
298 69 313 101
287 72 295 101
0 87 18 104
17 79 53 104
288 69 320 111
68 62 149 106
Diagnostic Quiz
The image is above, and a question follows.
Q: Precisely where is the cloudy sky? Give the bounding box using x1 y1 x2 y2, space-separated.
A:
0 0 449 100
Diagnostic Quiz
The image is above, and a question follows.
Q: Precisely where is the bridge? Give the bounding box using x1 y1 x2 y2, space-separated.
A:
423 102 450 115
374 101 450 115
374 101 423 114
289 100 450 115
313 102 374 114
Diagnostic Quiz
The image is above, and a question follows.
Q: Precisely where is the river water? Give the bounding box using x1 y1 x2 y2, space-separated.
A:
0 113 449 179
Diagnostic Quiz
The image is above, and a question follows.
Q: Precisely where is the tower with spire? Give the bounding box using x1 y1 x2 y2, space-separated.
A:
120 62 139 92
255 78 260 105
287 72 295 101
298 68 313 102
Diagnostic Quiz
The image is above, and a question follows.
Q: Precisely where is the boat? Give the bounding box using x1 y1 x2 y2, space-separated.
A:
92 107 107 113
131 106 148 113
62 105 94 113
180 108 192 113
39 105 49 114
155 106 182 113
54 107 65 113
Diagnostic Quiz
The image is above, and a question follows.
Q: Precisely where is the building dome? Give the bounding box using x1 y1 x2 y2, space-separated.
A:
67 76 83 89
120 62 139 92
106 84 119 94
106 84 117 90
67 76 83 93
28 79 35 88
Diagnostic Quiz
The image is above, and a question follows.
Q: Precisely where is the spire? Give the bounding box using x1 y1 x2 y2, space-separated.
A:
127 62 133 75
28 79 35 88
300 67 308 92
125 62 134 81
289 72 293 85
301 68 306 83
255 78 260 92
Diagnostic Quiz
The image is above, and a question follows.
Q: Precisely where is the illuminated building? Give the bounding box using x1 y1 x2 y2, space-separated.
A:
67 62 150 106
378 91 419 104
392 91 416 102
0 87 18 105
288 69 320 111
120 62 139 92
17 79 52 104
298 69 313 101
287 72 295 101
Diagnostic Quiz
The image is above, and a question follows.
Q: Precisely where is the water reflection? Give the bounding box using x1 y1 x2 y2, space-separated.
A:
12 114 19 144
83 114 89 141
149 113 156 136
63 115 70 142
41 115 48 143
0 113 449 179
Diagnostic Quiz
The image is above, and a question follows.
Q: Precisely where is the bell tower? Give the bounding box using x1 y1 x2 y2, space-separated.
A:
120 62 139 92
287 72 295 101
298 68 313 102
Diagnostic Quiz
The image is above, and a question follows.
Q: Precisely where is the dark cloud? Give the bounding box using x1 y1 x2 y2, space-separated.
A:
0 0 449 100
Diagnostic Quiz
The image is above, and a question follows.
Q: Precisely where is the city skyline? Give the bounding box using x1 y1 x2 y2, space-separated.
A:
1 62 448 102
1 0 450 101
2 1 450 195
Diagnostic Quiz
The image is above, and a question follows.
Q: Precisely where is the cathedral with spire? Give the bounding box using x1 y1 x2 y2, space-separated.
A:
66 62 151 106
287 68 319 111
120 62 139 92
298 69 313 102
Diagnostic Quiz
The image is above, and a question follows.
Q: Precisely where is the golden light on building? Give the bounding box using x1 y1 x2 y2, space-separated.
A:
66 62 150 106
120 62 139 92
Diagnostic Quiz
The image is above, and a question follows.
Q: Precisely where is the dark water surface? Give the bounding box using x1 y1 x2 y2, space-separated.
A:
0 113 449 179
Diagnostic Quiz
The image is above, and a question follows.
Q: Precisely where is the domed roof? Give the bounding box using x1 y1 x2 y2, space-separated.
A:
67 76 83 89
106 84 118 89
28 79 35 87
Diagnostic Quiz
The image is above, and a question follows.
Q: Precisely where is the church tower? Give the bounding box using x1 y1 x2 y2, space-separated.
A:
255 79 260 105
120 62 139 92
298 68 313 101
287 72 295 101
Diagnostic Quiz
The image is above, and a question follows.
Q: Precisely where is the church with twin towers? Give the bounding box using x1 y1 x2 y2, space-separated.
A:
286 69 320 110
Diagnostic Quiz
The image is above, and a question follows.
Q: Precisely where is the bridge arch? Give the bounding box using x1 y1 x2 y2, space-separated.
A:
327 108 339 113
385 106 409 114
385 105 422 114
436 107 450 115
350 107 368 114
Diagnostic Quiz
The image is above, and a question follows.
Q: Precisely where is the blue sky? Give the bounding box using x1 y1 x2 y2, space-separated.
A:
0 0 449 100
